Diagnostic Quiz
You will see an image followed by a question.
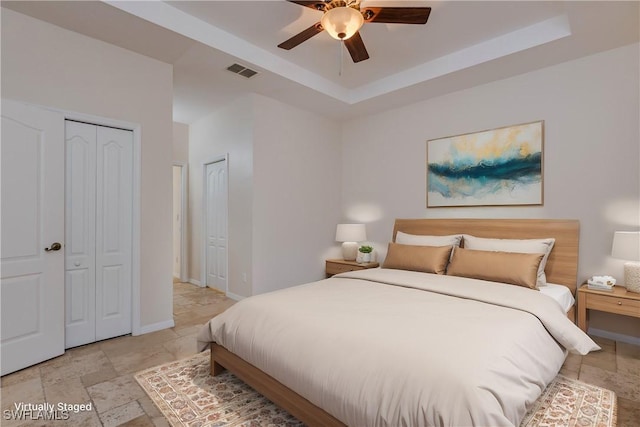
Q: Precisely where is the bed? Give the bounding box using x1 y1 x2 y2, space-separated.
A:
197 219 599 426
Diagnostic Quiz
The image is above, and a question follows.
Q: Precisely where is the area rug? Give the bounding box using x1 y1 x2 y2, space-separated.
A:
135 351 617 427
521 374 617 427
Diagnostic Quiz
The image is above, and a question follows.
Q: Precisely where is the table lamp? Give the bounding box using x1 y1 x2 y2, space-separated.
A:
611 231 640 293
335 224 366 261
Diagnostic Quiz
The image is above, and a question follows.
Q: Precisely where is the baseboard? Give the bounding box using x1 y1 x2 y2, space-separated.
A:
188 279 244 300
588 328 640 346
134 318 175 336
225 291 246 301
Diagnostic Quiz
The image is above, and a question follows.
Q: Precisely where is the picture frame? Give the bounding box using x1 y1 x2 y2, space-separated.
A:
427 121 544 208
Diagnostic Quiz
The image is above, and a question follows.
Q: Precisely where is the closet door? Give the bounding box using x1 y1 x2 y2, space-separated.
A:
95 126 133 341
65 121 97 348
65 122 133 347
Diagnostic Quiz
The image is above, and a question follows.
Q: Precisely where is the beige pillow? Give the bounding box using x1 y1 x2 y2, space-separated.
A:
396 231 463 247
462 235 555 287
382 243 453 275
446 247 545 290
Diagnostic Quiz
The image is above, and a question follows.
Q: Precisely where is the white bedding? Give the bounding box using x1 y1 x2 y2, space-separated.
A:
198 269 599 427
539 282 575 313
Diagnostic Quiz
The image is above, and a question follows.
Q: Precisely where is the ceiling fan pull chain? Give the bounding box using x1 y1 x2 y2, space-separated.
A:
339 39 344 76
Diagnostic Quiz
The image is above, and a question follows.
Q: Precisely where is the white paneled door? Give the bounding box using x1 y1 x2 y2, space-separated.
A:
173 165 182 279
1 100 65 375
95 125 133 342
65 122 96 348
65 121 133 348
204 160 228 292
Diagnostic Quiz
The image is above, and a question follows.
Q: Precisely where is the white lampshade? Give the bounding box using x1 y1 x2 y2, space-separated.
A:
336 224 366 261
612 231 640 293
321 6 364 40
612 231 640 261
335 224 366 242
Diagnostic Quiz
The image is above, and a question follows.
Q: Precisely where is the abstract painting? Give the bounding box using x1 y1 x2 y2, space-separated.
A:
427 121 543 207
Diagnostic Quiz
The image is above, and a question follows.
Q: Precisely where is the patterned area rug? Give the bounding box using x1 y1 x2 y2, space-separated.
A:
135 351 617 427
521 374 617 427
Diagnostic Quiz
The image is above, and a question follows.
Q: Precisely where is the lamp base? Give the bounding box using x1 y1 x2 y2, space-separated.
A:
624 261 640 293
341 242 358 261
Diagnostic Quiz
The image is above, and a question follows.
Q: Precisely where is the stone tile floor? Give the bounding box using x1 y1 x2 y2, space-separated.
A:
1 282 233 426
560 335 640 426
1 282 639 426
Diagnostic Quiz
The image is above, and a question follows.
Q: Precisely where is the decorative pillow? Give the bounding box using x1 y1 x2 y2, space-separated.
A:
382 243 453 275
396 231 463 248
462 235 555 287
446 247 545 290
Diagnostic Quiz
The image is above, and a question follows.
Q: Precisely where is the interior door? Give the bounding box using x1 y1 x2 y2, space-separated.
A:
65 121 133 347
173 165 182 279
95 126 133 341
205 160 228 292
65 121 97 348
1 99 65 375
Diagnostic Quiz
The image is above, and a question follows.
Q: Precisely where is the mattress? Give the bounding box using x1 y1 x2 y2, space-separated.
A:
198 269 599 427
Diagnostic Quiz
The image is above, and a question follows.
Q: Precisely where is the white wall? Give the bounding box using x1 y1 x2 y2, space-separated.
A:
252 94 342 294
173 122 189 163
189 96 254 297
188 94 342 297
341 43 640 339
1 9 174 330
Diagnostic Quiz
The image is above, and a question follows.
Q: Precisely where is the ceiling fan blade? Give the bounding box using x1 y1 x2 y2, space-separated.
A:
278 23 324 50
287 1 327 12
344 32 369 63
363 7 431 24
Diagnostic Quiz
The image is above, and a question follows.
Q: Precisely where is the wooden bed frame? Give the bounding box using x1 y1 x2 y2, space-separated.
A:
210 218 580 426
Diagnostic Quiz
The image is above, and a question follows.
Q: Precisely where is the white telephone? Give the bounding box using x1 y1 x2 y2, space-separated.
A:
587 275 616 291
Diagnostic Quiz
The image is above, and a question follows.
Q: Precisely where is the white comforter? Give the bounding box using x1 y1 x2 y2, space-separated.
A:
197 269 600 427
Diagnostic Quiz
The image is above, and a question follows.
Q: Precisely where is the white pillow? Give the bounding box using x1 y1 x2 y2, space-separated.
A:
396 231 463 247
462 234 555 287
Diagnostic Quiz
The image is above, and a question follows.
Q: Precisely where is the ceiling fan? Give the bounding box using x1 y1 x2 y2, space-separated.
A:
278 0 431 63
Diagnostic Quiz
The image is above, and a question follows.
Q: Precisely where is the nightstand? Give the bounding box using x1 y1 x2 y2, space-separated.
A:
325 259 380 277
577 284 640 332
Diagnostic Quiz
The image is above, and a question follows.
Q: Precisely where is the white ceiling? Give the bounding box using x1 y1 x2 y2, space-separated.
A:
3 1 639 123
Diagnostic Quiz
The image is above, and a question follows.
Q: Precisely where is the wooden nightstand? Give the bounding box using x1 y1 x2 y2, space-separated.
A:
577 284 640 332
325 259 380 277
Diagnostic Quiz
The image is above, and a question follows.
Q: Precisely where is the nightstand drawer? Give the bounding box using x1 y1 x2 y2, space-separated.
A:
586 293 640 318
325 259 379 277
326 262 362 276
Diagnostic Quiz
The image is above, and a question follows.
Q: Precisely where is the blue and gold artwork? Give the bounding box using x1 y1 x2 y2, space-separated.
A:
427 121 543 207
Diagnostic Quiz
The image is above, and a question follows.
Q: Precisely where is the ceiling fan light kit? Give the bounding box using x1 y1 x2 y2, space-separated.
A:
279 0 432 64
321 3 364 40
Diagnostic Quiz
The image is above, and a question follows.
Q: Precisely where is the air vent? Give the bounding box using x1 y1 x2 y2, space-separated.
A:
226 63 258 79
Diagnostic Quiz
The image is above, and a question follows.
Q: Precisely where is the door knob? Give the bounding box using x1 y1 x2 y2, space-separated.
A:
44 242 62 252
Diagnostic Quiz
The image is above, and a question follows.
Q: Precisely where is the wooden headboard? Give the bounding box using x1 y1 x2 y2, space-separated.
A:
392 219 580 294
